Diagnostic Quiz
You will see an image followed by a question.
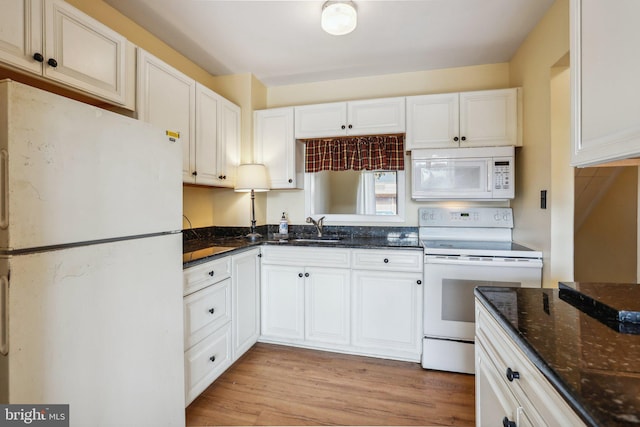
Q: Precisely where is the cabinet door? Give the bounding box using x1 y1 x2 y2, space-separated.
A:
294 102 347 138
232 249 261 360
0 0 42 74
215 99 240 188
261 264 304 341
405 93 459 149
459 88 519 148
475 341 521 427
194 83 219 186
136 49 195 183
351 270 422 360
43 0 127 105
254 107 303 189
571 0 640 166
305 267 350 346
347 97 406 136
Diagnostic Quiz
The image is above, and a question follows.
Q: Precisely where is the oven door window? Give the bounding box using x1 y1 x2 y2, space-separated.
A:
424 260 541 341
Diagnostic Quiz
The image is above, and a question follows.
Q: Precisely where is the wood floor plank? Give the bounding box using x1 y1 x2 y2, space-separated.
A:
186 343 475 426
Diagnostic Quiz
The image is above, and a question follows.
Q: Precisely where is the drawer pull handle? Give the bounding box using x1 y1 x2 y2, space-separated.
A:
208 271 215 277
383 258 389 263
502 417 516 427
209 355 216 362
506 367 520 382
208 308 215 314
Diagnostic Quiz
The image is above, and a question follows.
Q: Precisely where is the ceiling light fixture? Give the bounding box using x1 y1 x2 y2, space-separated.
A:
321 1 357 36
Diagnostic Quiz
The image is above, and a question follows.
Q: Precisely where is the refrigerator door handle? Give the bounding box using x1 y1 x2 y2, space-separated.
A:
0 149 7 229
0 275 7 355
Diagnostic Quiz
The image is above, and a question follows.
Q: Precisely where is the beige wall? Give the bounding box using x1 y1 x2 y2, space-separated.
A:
509 0 570 287
574 167 638 282
265 63 511 226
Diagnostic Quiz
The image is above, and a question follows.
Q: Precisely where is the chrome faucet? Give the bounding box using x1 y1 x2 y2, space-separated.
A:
306 216 325 237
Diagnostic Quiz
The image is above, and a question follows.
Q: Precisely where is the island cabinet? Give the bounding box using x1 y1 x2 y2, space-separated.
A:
254 107 304 189
571 0 640 166
260 246 423 362
0 0 133 107
137 48 240 187
294 97 405 139
405 88 521 150
475 301 586 427
182 248 260 406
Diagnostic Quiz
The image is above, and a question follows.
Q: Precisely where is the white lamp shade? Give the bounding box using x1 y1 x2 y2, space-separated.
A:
235 163 270 192
321 1 357 36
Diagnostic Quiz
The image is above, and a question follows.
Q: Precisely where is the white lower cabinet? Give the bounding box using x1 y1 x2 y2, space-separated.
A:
260 246 423 362
261 264 351 345
183 249 260 406
351 270 422 361
232 248 261 359
475 301 586 427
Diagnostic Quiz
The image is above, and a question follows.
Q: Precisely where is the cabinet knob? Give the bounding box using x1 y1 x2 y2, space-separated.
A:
383 258 389 263
208 308 215 314
348 124 353 129
47 58 58 68
223 175 227 180
288 179 293 183
218 175 224 179
305 272 309 277
461 136 466 141
258 253 262 258
453 136 459 142
192 171 198 176
417 280 422 285
341 125 346 130
298 273 303 278
208 271 215 276
506 367 520 382
33 52 44 63
209 355 216 362
502 417 516 427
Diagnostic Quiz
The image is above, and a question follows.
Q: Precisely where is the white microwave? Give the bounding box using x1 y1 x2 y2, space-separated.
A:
411 146 515 200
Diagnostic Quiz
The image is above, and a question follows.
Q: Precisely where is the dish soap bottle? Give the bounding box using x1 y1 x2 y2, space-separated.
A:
279 212 289 238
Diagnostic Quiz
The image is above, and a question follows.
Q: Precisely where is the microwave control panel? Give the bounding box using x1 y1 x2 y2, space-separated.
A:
492 157 514 199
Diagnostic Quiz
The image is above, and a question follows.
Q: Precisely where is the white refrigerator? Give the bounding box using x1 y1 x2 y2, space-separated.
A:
0 80 185 426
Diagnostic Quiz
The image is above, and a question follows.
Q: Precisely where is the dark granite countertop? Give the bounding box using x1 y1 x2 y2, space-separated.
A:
183 226 422 268
475 286 640 427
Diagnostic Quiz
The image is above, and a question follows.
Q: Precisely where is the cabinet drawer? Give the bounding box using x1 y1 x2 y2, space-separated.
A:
184 278 231 349
476 303 585 426
261 246 350 268
184 322 232 406
183 256 231 295
352 249 423 272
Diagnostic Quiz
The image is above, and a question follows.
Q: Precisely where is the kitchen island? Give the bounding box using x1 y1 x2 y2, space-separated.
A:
475 285 640 427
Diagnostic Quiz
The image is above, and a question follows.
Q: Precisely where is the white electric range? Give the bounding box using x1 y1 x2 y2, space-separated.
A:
418 207 542 374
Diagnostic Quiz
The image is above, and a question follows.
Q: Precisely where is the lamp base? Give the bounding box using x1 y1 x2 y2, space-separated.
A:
245 232 262 242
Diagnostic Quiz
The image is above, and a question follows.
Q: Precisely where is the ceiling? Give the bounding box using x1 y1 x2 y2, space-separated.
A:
104 0 556 87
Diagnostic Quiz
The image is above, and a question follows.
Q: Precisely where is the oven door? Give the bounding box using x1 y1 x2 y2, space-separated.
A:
423 255 542 341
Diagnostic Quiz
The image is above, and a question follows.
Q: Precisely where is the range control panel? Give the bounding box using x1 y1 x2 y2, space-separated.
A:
418 207 514 228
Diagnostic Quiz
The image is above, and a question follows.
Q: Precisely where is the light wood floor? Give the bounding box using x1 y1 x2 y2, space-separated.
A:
186 343 475 426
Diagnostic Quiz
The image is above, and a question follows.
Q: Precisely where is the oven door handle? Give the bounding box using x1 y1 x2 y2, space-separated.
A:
425 255 542 268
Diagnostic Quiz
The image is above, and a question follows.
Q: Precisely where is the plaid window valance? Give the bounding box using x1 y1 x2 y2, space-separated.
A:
304 134 405 173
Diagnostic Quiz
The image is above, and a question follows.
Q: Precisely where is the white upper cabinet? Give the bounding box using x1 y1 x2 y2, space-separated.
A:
294 97 405 138
137 49 240 187
254 107 304 189
136 49 196 183
571 0 640 166
0 0 130 107
406 88 521 150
